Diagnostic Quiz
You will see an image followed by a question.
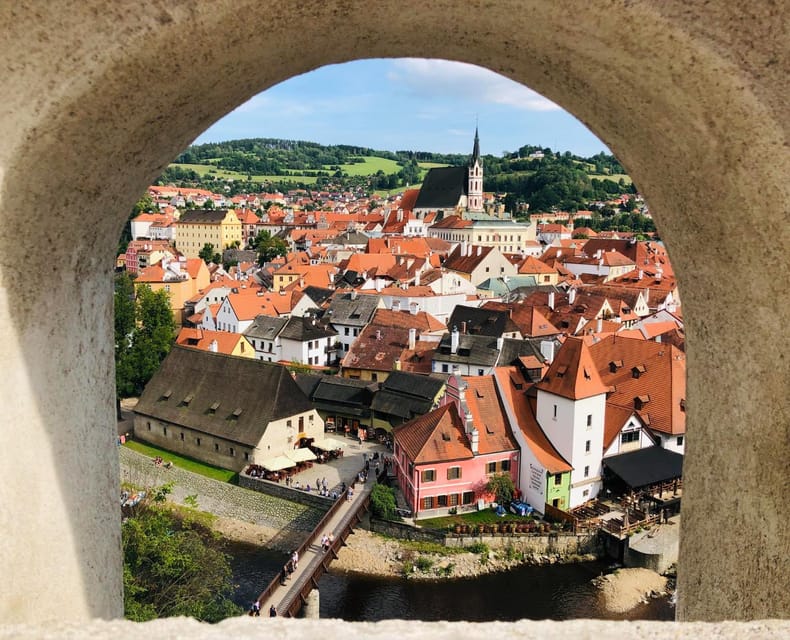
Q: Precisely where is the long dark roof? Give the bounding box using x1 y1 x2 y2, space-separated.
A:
371 371 447 421
434 333 545 367
327 292 380 326
134 346 313 446
603 447 684 489
279 316 337 341
448 305 519 337
413 166 468 210
178 209 231 224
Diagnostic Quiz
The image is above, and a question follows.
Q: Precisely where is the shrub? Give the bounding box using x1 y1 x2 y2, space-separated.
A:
415 556 434 571
468 542 489 555
370 484 398 520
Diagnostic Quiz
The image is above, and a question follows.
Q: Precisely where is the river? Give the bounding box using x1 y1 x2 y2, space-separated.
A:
226 540 674 621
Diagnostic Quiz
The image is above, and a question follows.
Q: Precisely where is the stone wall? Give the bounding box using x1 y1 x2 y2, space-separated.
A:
120 447 324 537
239 472 335 511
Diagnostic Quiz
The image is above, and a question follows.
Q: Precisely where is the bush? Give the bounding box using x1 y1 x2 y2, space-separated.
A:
370 484 398 520
468 542 489 555
415 556 434 571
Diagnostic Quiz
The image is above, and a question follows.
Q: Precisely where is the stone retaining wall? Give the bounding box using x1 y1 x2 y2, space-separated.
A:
238 472 335 511
120 447 325 535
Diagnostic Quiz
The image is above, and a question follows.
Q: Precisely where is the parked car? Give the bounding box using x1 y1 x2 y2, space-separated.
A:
509 500 534 516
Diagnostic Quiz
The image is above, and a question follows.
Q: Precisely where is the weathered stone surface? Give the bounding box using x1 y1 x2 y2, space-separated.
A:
0 0 787 627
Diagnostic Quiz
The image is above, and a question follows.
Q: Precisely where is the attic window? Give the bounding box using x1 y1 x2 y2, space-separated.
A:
475 389 485 398
609 360 623 373
441 431 451 442
232 407 243 418
583 367 592 381
485 424 495 435
209 401 220 413
182 393 194 406
634 395 650 410
632 364 647 378
680 399 686 412
161 389 172 400
556 365 568 378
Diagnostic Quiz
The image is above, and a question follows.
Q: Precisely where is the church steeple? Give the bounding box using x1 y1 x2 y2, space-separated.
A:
467 126 484 214
470 126 481 166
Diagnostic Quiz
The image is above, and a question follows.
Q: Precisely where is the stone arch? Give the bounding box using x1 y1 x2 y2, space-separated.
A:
0 0 786 626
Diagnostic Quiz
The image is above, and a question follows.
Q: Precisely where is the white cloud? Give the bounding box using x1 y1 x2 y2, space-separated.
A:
387 58 559 112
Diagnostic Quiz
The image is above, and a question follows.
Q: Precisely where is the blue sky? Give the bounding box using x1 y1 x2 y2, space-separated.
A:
195 58 610 158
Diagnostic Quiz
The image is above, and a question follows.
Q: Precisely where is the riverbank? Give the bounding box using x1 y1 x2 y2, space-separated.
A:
592 567 669 613
330 528 599 580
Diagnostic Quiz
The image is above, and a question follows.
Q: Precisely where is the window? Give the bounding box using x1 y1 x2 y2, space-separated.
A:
448 493 459 507
344 327 350 335
552 498 560 507
229 447 235 456
244 452 250 461
585 440 591 453
441 364 449 373
437 495 448 507
421 469 436 482
584 465 590 477
587 414 592 427
554 474 562 486
422 496 434 510
163 427 167 436
214 443 219 452
196 437 201 446
478 369 484 376
486 461 497 474
147 422 152 431
371 373 378 381
500 459 511 472
179 432 184 441
447 466 462 480
582 489 590 497
553 404 557 419
287 419 292 428
299 416 304 430
462 491 475 505
621 431 640 444
677 436 684 446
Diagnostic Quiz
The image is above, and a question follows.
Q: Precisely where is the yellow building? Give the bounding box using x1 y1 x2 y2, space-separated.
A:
174 209 242 259
134 258 210 324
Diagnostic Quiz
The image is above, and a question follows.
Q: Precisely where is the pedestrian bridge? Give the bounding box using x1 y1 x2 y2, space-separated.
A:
255 469 374 618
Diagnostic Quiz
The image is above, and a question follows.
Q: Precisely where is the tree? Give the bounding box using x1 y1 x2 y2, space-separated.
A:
370 484 398 520
486 473 515 505
122 503 242 622
115 279 177 399
198 243 216 264
252 230 287 265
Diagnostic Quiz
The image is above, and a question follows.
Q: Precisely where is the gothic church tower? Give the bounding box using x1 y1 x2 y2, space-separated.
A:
467 127 484 213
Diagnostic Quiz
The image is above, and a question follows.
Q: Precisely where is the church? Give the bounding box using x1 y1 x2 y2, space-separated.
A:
412 127 485 217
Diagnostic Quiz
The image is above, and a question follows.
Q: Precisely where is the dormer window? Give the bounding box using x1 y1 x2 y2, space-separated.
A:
680 399 686 412
209 401 220 414
634 395 650 410
181 393 194 406
161 389 172 401
632 364 647 378
556 365 568 378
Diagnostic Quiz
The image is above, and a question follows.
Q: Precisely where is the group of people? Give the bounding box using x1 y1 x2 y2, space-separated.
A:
248 600 277 617
319 532 335 552
152 456 171 469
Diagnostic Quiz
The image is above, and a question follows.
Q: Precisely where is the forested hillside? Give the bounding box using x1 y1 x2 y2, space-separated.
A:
162 138 636 213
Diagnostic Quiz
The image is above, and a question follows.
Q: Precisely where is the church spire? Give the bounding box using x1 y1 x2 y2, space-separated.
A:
466 126 484 214
470 125 481 166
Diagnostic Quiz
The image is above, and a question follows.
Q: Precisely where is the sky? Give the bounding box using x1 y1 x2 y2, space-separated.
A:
194 59 611 159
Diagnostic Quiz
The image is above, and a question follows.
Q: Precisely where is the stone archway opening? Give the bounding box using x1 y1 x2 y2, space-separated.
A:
0 1 786 628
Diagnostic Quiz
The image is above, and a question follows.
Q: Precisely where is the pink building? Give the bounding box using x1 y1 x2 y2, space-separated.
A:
393 375 519 518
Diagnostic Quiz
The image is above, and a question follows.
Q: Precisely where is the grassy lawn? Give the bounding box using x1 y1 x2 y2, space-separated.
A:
169 163 319 185
418 509 538 529
123 440 238 483
334 156 402 176
588 172 632 184
417 162 450 170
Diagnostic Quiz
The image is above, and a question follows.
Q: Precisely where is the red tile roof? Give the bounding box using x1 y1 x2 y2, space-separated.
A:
394 403 473 464
536 337 610 400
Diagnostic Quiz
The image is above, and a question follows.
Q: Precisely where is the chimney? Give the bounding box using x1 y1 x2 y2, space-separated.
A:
350 289 358 300
469 428 479 454
548 291 555 310
451 326 460 354
596 317 603 333
375 279 382 292
410 301 419 315
638 270 644 280
497 336 504 352
477 245 482 256
540 340 555 364
408 328 416 351
375 329 382 341
208 340 218 353
392 299 401 312
414 270 420 287
461 321 467 334
568 288 576 304
461 240 468 257
393 359 402 371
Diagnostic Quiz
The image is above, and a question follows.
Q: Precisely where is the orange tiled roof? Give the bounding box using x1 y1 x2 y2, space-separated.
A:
462 376 519 455
493 367 571 474
536 336 610 400
175 328 248 355
394 403 474 464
